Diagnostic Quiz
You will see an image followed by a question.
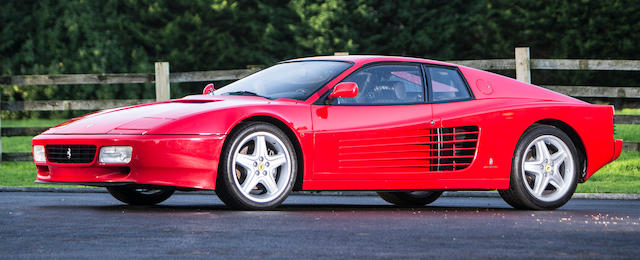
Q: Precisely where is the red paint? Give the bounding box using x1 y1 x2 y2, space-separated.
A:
33 56 622 192
328 82 358 99
202 83 215 95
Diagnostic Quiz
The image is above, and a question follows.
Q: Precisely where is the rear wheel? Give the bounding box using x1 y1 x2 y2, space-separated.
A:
216 122 297 210
499 125 579 210
107 186 175 205
377 191 443 207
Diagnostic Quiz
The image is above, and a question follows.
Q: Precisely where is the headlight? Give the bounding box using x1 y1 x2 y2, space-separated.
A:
99 146 132 163
33 145 46 163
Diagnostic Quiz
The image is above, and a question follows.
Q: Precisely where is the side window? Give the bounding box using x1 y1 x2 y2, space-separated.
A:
333 64 425 105
426 66 471 102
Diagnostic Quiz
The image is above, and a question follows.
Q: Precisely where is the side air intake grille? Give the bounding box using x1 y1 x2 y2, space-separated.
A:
429 126 479 171
46 145 97 163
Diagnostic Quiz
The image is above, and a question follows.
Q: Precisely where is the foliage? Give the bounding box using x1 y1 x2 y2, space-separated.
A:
1 0 640 108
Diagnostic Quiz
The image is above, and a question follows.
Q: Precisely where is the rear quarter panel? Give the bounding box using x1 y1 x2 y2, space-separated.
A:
435 99 614 184
455 64 615 181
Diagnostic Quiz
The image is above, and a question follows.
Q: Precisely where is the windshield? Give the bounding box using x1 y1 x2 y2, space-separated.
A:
215 61 352 100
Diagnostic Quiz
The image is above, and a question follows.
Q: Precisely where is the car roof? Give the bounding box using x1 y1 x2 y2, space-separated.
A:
285 55 457 67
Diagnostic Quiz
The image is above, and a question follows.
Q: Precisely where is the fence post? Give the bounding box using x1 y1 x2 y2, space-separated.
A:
515 47 531 83
155 62 170 101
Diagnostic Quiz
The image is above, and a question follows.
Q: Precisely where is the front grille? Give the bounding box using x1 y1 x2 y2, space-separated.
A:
429 126 479 171
46 145 97 163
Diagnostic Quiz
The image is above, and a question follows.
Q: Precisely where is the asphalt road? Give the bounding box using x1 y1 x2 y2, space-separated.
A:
1 192 639 259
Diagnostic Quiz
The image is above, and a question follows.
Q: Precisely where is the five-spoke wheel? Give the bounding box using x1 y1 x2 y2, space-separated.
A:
499 125 579 210
216 122 297 210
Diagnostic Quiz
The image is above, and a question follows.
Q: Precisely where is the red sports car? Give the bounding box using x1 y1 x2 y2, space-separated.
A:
32 56 623 210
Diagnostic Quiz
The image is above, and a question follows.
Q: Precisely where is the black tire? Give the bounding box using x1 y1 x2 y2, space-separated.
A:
107 186 174 205
216 122 297 210
499 125 579 210
377 191 443 207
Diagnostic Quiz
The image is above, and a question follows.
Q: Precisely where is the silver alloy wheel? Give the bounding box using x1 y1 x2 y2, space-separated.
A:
521 135 575 202
231 131 292 203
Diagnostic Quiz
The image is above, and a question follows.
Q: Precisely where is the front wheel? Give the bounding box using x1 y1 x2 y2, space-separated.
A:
499 125 579 210
107 186 175 205
377 191 443 207
216 122 297 210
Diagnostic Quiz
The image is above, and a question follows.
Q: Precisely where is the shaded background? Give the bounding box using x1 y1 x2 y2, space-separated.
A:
1 0 639 118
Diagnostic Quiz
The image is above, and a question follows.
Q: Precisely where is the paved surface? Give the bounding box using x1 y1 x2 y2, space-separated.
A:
3 187 640 200
1 192 639 259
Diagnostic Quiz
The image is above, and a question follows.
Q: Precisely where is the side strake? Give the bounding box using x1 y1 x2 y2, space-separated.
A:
336 126 479 173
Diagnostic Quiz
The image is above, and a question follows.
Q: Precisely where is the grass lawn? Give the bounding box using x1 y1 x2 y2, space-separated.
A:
3 136 32 153
615 124 640 142
0 162 91 188
614 108 640 142
576 151 640 193
1 112 640 193
617 108 640 115
2 118 67 127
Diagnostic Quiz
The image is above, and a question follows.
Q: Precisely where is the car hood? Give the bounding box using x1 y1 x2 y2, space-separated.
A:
43 95 282 135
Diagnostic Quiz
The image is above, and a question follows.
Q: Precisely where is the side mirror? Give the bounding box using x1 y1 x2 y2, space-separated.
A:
328 82 358 99
202 83 215 95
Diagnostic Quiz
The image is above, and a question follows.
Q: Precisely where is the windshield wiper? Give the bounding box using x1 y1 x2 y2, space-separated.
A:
224 91 272 100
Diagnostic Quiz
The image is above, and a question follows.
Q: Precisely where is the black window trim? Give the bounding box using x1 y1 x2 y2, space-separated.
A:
422 64 475 104
316 61 429 106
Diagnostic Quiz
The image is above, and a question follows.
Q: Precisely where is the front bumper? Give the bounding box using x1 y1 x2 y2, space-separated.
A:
35 180 135 187
32 134 226 190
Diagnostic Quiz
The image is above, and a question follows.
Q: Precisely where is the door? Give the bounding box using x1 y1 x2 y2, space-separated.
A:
311 63 435 180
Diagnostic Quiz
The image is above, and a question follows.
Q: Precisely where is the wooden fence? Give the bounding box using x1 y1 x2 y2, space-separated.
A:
1 47 639 162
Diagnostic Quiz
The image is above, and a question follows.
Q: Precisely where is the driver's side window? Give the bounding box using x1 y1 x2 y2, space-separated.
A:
333 64 425 105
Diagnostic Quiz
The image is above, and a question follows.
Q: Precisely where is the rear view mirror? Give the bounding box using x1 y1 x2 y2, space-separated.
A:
328 82 358 99
202 83 215 95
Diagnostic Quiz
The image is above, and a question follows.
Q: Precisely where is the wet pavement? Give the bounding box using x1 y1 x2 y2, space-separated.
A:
1 192 639 259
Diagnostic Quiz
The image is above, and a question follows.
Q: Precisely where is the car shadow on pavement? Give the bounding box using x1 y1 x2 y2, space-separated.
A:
39 203 519 214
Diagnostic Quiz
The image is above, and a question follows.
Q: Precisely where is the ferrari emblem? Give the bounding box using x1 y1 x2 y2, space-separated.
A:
66 148 72 160
258 163 265 171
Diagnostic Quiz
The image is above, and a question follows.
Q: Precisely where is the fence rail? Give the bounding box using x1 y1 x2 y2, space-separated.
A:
0 68 260 86
1 48 639 162
450 59 640 71
1 99 154 111
542 86 640 98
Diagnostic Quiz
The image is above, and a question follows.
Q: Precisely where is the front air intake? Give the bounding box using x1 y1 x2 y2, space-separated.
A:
46 145 97 163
